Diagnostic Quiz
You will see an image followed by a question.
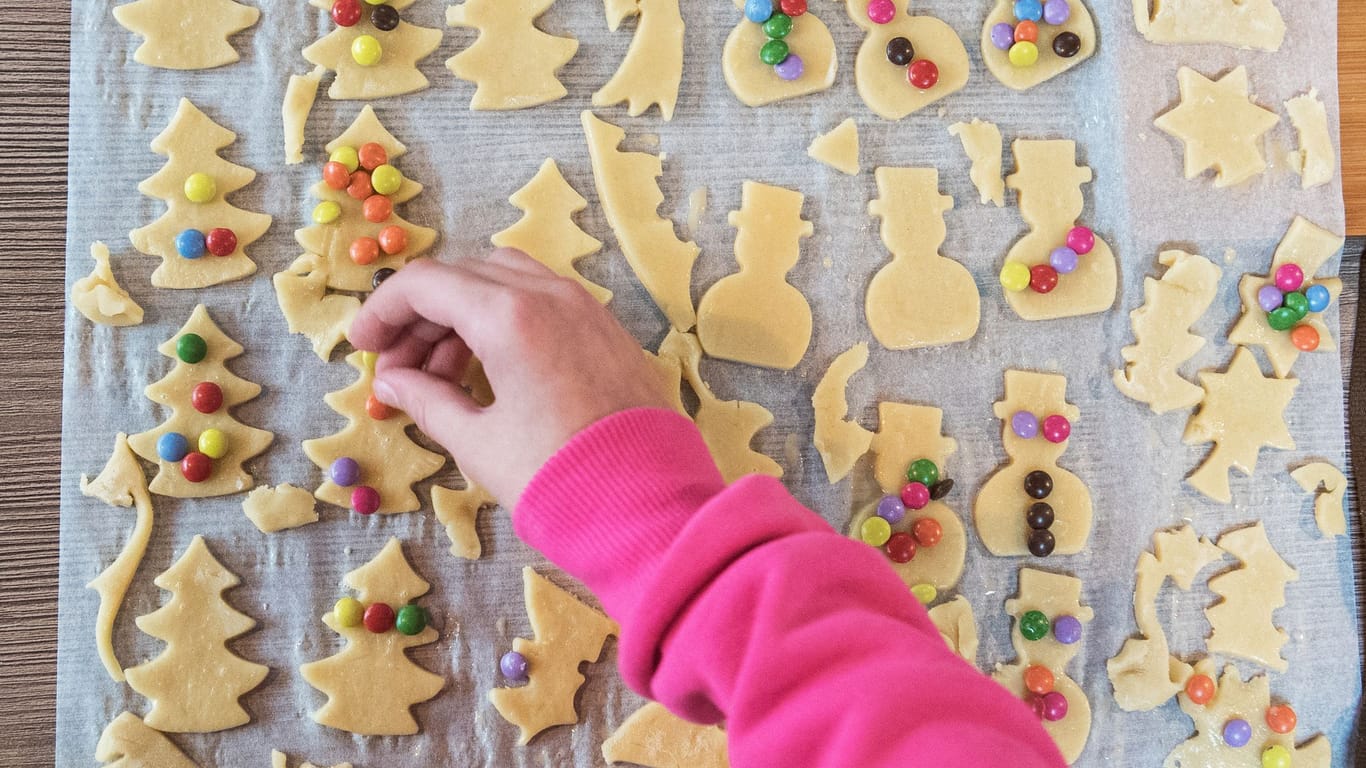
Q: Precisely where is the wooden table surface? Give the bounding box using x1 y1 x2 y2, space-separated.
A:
0 3 1360 765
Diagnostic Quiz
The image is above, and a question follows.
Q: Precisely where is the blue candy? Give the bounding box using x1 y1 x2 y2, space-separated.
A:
157 432 190 463
1305 283 1331 313
1014 0 1043 22
175 229 206 259
744 0 773 23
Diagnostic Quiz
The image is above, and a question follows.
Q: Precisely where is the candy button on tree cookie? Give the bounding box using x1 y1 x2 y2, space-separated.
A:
183 172 216 203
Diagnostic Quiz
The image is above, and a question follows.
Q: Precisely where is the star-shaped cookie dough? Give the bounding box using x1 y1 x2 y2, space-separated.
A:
1155 66 1280 188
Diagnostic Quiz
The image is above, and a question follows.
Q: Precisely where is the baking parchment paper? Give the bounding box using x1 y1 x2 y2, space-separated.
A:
58 0 1360 765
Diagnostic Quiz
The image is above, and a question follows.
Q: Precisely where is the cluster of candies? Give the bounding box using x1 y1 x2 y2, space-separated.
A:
312 142 410 275
1018 609 1082 721
332 595 428 635
989 0 1081 68
1000 226 1095 295
330 0 401 67
1013 409 1070 557
329 352 395 515
174 172 237 261
865 0 939 90
499 650 530 685
154 334 229 483
743 0 809 81
1257 263 1332 352
859 459 952 603
1184 673 1298 765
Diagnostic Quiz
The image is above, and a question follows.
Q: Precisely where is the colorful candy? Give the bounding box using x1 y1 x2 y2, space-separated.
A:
1041 414 1071 443
181 451 212 483
363 194 393 223
1000 261 1031 292
1012 410 1040 439
990 22 1015 51
779 0 806 15
395 604 427 636
501 650 530 682
176 333 207 364
371 165 403 196
744 0 773 23
347 170 373 200
907 458 939 487
1265 703 1297 734
876 494 906 524
1013 20 1038 43
191 382 223 414
370 4 400 31
1185 673 1215 705
366 393 394 420
1290 324 1320 351
774 55 805 81
1257 284 1285 312
330 145 360 173
198 429 228 459
1052 614 1082 644
907 59 939 89
759 39 790 65
910 583 937 604
1043 0 1071 24
1019 610 1050 641
175 229 206 259
866 0 895 24
1052 31 1081 57
886 36 915 66
331 0 361 27
351 34 382 67
1024 664 1054 695
912 517 943 547
323 160 351 190
378 225 408 255
205 228 236 257
1222 718 1252 748
1029 263 1058 293
860 516 892 547
1066 226 1095 254
1008 41 1039 67
334 596 364 627
763 12 792 38
1049 246 1079 274
1262 746 1291 768
885 531 916 563
313 201 342 224
900 481 930 510
1305 283 1331 312
1013 0 1043 21
363 602 395 633
352 485 381 515
359 142 388 171
157 432 190 462
183 172 216 203
1024 470 1053 499
350 237 381 266
1267 306 1298 331
1041 691 1068 721
1274 263 1304 292
1283 291 1309 319
330 457 361 487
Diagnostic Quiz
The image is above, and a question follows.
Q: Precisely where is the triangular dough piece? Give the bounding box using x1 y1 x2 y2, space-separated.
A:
602 702 729 767
807 119 860 175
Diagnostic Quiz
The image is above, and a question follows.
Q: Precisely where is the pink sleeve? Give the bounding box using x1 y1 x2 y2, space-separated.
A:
514 408 1066 767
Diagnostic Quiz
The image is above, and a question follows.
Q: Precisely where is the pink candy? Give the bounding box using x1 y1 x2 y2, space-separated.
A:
1066 226 1095 255
1042 691 1069 721
1275 263 1304 292
867 0 896 24
352 485 381 515
1042 415 1071 443
900 481 930 510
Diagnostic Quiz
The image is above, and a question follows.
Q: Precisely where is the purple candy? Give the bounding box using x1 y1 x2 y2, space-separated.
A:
876 494 906 524
774 54 804 81
1042 0 1071 25
1049 246 1079 274
1258 284 1285 312
1053 614 1082 644
1222 718 1252 748
990 22 1015 51
500 651 529 682
329 457 360 487
1011 410 1039 439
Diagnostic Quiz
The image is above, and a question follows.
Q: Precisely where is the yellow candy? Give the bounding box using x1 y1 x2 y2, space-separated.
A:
363 0 386 4
911 583 937 604
361 350 379 372
1261 746 1291 768
351 34 383 67
183 172 216 203
198 428 228 459
1000 261 1031 292
312 201 342 224
371 164 403 196
330 146 360 173
334 597 364 627
1008 41 1039 68
860 516 892 547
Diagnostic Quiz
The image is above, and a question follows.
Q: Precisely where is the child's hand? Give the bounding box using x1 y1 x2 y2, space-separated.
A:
348 249 675 507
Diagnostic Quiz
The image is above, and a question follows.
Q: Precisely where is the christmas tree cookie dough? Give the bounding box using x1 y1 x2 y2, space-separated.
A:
273 254 361 361
594 0 686 120
97 712 199 768
974 370 1091 558
447 0 578 109
981 0 1096 91
697 181 813 370
301 538 444 735
71 242 144 327
865 167 979 349
582 111 699 331
125 536 268 733
1205 522 1297 672
1114 250 1222 414
492 159 610 304
998 139 1117 320
948 120 1004 207
723 0 837 107
812 343 874 483
271 752 351 768
1285 90 1335 189
928 595 978 663
807 118 860 175
432 481 497 559
131 99 272 290
844 0 968 119
491 567 619 744
302 0 442 100
242 484 319 534
1183 348 1298 503
302 351 446 515
1291 462 1347 538
1155 66 1279 188
1133 0 1285 51
112 0 258 70
602 702 730 768
128 305 274 498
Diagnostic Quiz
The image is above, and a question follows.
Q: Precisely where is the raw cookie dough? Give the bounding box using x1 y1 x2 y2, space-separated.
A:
492 158 610 304
273 254 361 361
1228 216 1344 378
1001 139 1117 320
866 167 979 348
283 67 325 165
811 343 874 483
447 0 578 110
1205 522 1298 672
722 0 837 107
593 0 685 120
582 111 699 331
927 595 978 663
242 484 319 533
490 567 620 744
82 433 155 682
1285 89 1335 189
1290 462 1347 538
1133 0 1285 51
1114 250 1222 414
302 0 443 100
72 242 144 327
844 0 968 120
303 351 446 514
1183 347 1298 504
131 98 272 290
602 702 730 768
697 181 813 370
981 0 1096 91
807 118 860 175
112 0 258 70
128 305 274 498
1154 66 1280 188
271 751 351 768
125 535 268 733
432 481 497 559
974 370 1092 556
97 712 199 768
948 119 1004 207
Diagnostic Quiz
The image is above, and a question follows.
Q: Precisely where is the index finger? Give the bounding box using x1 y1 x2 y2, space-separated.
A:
348 258 501 354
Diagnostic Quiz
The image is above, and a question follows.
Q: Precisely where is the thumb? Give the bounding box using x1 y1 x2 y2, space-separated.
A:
372 368 483 461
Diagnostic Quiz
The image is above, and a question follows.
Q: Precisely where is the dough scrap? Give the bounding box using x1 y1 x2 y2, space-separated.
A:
844 0 969 119
1183 347 1298 504
811 343 874 483
302 351 446 514
112 0 258 70
131 98 271 290
1133 0 1285 51
1290 462 1347 538
807 118 860 175
271 751 351 768
948 120 1004 207
927 595 978 664
1002 139 1117 320
72 242 144 327
1114 249 1222 414
594 0 685 120
697 181 813 370
974 370 1091 556
82 433 155 683
128 305 275 498
1285 89 1335 189
1227 216 1344 378
301 538 445 735
1154 66 1280 188
432 481 497 559
125 535 268 733
447 0 578 110
491 567 620 744
981 0 1096 91
242 484 319 534
866 167 979 348
582 111 699 331
302 0 443 100
493 158 610 304
283 66 325 165
273 254 361 361
993 569 1094 764
602 702 730 768
723 0 836 107
1205 521 1298 671
96 712 199 768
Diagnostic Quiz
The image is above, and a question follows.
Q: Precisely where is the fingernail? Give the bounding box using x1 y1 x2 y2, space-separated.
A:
372 377 398 406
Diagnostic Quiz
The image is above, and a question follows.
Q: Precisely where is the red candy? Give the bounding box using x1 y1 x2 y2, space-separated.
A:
366 393 393 420
378 225 408 255
912 518 943 547
330 0 362 27
1185 674 1215 705
885 531 916 563
350 237 380 266
191 382 224 414
908 59 939 90
779 0 807 16
347 170 373 200
205 227 237 257
352 485 381 515
363 602 395 633
1265 704 1297 734
1014 20 1038 42
363 194 393 223
1029 264 1059 293
323 161 351 190
358 142 388 171
180 451 212 483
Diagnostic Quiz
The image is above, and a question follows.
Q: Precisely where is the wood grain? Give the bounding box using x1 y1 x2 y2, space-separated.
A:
1342 10 1365 234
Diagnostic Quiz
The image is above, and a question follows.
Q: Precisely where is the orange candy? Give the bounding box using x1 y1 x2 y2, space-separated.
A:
363 194 393 223
1265 704 1297 734
912 517 943 548
323 161 351 190
366 393 393 420
1014 20 1038 43
1024 664 1055 695
1290 324 1319 351
378 225 408 255
350 237 380 265
347 170 373 200
358 142 388 171
1185 674 1215 705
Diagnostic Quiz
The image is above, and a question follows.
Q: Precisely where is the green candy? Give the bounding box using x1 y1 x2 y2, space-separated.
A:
907 459 940 487
1267 307 1298 331
395 604 427 636
1020 610 1050 641
759 39 789 65
1282 291 1309 321
762 11 793 39
176 333 207 364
